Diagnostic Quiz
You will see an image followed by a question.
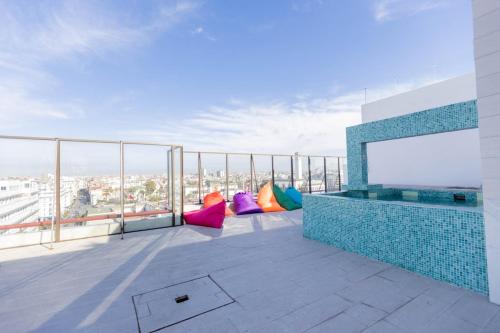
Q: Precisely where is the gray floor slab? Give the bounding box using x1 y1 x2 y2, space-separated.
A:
0 210 499 333
133 276 233 332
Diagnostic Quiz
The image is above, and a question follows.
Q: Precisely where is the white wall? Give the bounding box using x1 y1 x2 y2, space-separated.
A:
367 129 482 188
473 0 500 304
362 74 481 188
362 73 477 122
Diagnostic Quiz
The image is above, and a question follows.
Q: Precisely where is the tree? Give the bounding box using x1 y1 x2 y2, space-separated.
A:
144 180 156 196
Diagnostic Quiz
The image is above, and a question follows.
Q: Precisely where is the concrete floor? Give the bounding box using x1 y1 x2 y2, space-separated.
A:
0 210 499 333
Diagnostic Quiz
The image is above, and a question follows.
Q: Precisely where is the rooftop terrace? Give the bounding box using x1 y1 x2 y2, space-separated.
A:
1 210 499 333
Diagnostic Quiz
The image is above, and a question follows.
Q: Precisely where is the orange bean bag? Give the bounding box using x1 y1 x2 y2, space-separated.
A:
204 192 234 216
257 182 285 212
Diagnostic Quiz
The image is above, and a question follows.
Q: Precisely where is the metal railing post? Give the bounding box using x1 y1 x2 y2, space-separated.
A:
271 155 275 186
55 139 61 242
197 152 202 204
171 147 176 226
225 153 229 201
167 149 171 209
290 155 294 188
250 154 254 193
337 157 342 191
324 156 328 193
180 146 184 225
308 156 312 194
120 142 124 239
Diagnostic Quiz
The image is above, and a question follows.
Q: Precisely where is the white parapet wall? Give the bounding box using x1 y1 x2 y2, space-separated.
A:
361 73 482 188
473 0 500 304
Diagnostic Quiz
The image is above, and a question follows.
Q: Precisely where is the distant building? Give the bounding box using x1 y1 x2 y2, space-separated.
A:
0 179 39 233
294 153 303 180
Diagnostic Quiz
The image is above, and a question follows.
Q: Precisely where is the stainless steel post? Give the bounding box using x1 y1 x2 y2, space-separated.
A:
308 156 312 194
250 154 254 193
197 152 202 204
337 157 342 191
171 147 176 226
271 155 275 186
180 146 184 225
120 142 125 239
55 139 61 242
324 156 327 193
225 153 229 201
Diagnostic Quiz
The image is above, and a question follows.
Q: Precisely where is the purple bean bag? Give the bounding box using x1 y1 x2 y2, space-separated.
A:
233 192 263 215
184 201 225 228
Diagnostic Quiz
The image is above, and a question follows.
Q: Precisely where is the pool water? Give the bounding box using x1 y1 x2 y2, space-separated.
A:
329 188 482 208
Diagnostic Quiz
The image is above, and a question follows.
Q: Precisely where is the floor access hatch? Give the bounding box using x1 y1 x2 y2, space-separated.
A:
132 276 234 332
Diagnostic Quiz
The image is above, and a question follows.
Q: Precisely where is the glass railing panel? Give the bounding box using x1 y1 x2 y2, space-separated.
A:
339 157 347 186
273 156 292 190
326 157 341 192
200 153 226 199
252 155 272 193
183 152 201 210
123 144 172 232
227 154 251 200
309 157 326 192
0 138 56 247
59 141 121 239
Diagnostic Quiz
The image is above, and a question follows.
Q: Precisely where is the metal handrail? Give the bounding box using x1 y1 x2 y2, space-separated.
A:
0 134 346 244
0 134 183 243
185 150 343 158
0 134 183 148
184 151 346 200
0 209 172 231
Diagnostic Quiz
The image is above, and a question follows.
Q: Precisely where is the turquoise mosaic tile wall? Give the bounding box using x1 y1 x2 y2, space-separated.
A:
303 194 488 294
347 100 478 189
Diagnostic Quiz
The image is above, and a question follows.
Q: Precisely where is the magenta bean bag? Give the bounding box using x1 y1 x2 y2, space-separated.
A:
233 192 263 215
183 200 226 229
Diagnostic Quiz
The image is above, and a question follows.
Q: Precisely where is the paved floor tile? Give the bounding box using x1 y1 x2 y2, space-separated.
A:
386 294 449 332
0 210 498 333
447 293 500 327
306 313 367 333
345 303 388 327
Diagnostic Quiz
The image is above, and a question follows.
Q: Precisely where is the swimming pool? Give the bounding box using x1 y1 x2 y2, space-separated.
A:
303 187 488 294
329 187 482 209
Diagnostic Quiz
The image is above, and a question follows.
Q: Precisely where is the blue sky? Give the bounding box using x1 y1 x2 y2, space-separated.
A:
0 0 474 155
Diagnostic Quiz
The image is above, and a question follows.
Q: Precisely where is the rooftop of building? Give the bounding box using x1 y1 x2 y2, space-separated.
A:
1 210 499 333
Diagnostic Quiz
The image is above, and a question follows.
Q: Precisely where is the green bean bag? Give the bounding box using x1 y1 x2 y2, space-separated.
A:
272 185 302 210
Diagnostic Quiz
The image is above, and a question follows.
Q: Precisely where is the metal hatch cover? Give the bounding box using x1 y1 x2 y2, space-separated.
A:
132 275 234 332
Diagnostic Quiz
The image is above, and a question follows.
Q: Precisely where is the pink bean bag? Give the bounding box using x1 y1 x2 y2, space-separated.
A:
184 201 226 229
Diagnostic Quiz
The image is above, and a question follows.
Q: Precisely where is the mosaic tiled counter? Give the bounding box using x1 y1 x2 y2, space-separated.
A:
303 189 488 294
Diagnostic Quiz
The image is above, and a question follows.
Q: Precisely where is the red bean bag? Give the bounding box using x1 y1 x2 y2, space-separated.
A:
257 182 285 212
184 201 226 229
203 192 234 216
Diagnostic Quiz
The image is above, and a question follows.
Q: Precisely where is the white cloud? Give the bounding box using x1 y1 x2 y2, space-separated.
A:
0 0 199 62
124 76 446 155
192 26 204 34
190 25 216 41
0 0 200 127
373 0 448 22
